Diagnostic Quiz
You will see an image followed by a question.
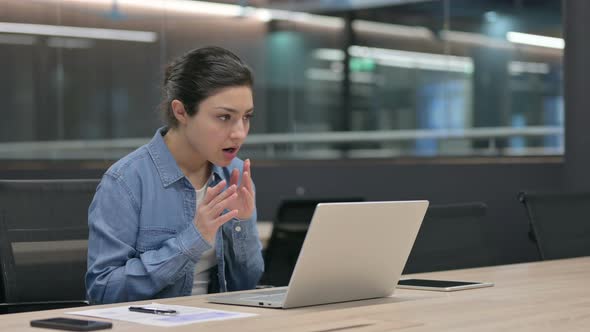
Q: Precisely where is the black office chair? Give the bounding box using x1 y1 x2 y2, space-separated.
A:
403 202 494 274
0 179 99 314
518 191 590 260
260 197 364 286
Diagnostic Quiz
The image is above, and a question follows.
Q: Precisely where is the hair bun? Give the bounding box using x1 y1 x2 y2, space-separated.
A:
164 63 174 84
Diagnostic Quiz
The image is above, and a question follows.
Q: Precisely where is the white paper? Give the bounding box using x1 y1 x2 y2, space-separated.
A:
66 302 257 327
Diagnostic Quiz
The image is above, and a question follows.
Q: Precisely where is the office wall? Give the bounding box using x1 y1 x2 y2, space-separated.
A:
0 158 562 265
254 159 563 265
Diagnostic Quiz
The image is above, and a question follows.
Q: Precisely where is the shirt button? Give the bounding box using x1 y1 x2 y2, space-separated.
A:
235 225 242 232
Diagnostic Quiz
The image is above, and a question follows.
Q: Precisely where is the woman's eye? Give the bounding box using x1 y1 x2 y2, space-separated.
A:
218 115 230 121
244 113 254 121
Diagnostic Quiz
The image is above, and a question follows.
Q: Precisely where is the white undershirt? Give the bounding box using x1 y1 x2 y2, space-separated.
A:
191 182 217 295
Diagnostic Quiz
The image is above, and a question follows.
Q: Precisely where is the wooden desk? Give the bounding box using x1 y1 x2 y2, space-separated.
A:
4 257 589 331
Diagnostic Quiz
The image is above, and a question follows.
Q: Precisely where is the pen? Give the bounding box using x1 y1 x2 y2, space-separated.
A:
128 306 178 315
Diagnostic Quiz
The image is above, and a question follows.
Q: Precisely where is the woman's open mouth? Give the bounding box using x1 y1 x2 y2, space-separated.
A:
222 147 239 159
223 147 237 153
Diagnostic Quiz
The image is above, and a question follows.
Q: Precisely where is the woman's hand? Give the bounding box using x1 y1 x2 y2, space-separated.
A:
227 158 255 220
194 180 238 244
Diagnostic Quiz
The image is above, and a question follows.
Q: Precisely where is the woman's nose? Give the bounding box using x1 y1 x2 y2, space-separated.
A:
231 120 247 140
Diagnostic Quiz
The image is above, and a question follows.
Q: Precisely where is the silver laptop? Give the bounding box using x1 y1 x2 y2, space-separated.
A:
207 200 428 309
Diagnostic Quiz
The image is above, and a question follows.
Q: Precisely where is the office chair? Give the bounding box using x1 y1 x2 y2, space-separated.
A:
0 179 99 314
403 201 494 274
518 191 590 260
260 197 364 286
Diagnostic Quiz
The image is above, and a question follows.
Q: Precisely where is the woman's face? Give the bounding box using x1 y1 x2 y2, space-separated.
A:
184 85 254 167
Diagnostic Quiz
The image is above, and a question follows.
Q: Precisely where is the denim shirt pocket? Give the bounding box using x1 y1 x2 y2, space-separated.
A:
136 227 177 253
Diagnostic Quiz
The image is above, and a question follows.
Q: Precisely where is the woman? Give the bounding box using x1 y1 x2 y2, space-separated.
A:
86 46 264 304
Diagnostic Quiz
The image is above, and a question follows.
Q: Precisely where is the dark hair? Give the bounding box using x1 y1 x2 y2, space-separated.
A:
161 46 253 127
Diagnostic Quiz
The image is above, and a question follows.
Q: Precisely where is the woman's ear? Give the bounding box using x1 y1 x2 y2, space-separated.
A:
171 100 188 125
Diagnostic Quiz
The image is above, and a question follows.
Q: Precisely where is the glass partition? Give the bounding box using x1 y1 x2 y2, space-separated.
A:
0 0 563 161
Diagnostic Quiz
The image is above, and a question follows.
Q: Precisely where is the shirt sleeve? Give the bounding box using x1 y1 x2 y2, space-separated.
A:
223 182 264 291
85 173 212 304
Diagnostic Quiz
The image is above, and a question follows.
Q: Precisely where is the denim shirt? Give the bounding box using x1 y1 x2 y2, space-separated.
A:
86 127 264 304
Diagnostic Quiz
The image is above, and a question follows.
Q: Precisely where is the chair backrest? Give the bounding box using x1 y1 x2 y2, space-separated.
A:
259 223 308 287
261 197 364 286
518 191 590 260
274 197 365 225
0 179 99 304
403 202 494 274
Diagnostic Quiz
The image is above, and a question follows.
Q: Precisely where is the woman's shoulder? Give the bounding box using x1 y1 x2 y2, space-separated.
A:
226 157 246 173
105 145 152 180
228 157 245 170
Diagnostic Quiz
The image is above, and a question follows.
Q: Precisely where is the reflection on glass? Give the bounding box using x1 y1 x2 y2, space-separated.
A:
0 0 563 160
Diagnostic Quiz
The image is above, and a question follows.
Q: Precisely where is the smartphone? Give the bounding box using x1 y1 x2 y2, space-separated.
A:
30 317 112 331
397 278 494 291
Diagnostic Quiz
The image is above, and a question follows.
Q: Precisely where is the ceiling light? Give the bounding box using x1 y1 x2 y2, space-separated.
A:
0 22 157 42
506 31 564 49
353 20 432 39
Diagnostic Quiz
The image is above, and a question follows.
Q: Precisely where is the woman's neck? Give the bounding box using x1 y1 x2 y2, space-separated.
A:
164 128 211 189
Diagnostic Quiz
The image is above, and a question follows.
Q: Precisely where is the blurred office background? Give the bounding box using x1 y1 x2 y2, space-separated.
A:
0 0 563 158
2 0 588 266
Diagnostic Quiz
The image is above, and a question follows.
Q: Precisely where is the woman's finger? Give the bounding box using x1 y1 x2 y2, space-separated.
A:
207 185 236 209
244 159 254 192
229 168 239 187
210 192 238 217
242 170 254 194
244 159 250 175
202 180 226 205
241 186 253 206
213 209 238 227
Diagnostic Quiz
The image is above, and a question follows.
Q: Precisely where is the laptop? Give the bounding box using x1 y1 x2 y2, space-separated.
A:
207 200 429 309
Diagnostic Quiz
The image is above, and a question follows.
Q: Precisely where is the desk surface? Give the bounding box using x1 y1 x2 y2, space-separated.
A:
4 257 589 331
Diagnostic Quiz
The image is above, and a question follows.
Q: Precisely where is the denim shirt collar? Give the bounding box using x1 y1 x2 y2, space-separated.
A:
147 127 223 188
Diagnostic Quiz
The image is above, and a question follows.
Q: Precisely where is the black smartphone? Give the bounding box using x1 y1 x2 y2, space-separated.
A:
397 278 494 291
30 317 112 331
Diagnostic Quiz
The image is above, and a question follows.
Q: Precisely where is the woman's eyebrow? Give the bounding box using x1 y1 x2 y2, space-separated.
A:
215 107 254 113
